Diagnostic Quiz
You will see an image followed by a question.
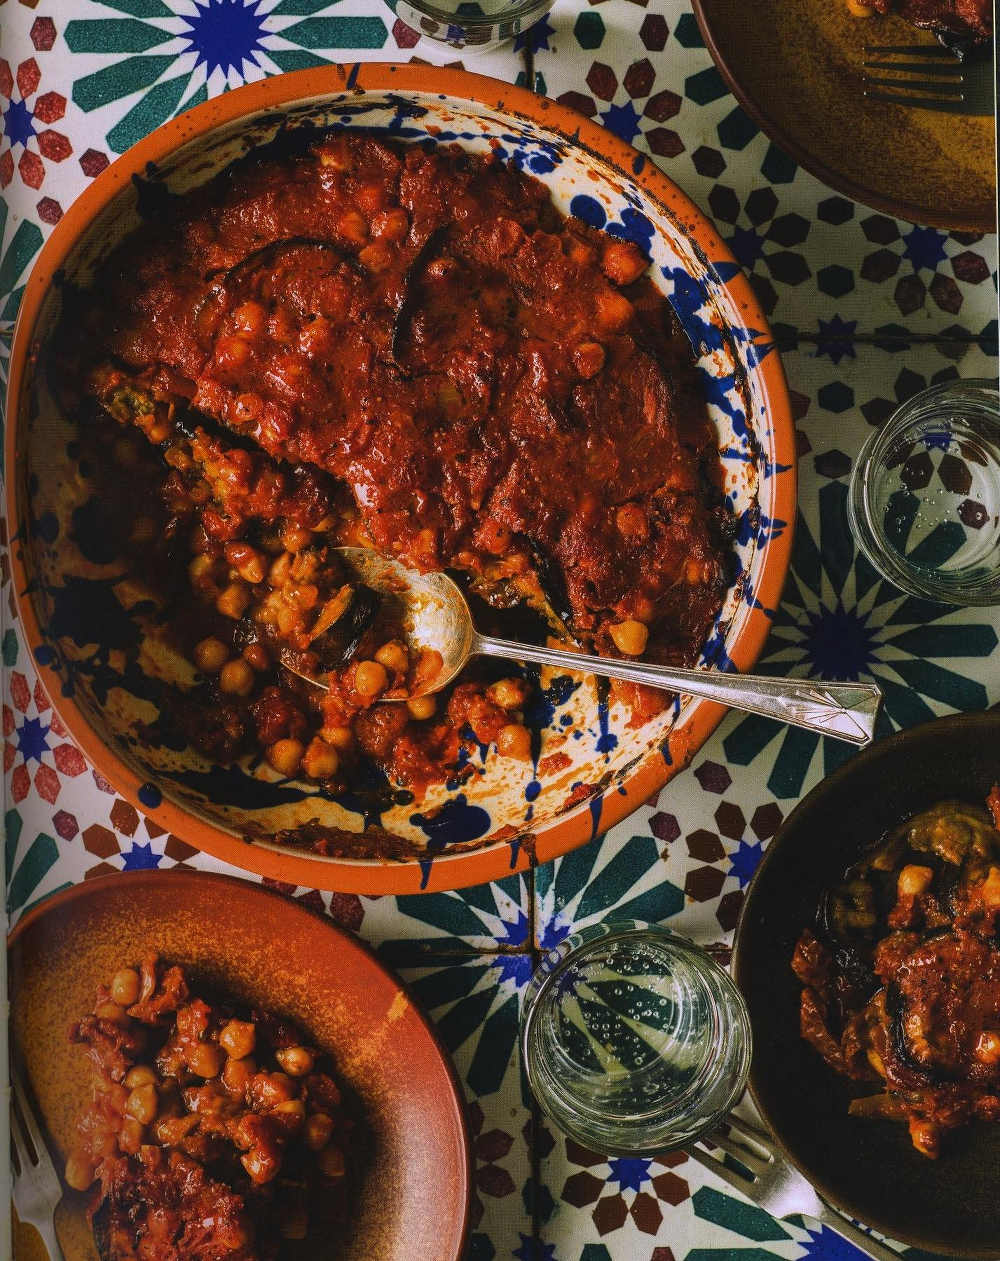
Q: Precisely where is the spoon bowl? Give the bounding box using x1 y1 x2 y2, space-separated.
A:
288 549 883 746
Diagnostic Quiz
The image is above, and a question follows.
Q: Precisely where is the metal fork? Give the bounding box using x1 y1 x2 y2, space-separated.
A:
688 1113 901 1261
10 1065 66 1261
862 44 994 114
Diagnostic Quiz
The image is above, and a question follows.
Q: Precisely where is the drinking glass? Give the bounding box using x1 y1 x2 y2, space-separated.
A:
520 922 752 1155
847 378 1000 606
392 0 554 51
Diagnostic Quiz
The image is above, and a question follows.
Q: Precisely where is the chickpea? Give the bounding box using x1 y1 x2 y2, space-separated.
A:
975 1031 1000 1064
216 581 251 621
251 1072 294 1108
125 1083 158 1126
304 1111 335 1151
188 1041 223 1079
359 241 393 273
354 660 389 698
96 1001 128 1026
276 1046 315 1077
219 1019 256 1060
407 695 437 721
124 1064 157 1090
322 724 354 752
222 1055 257 1096
219 659 255 697
118 1116 145 1155
145 416 171 444
65 1151 96 1191
242 1146 280 1184
338 210 369 245
268 552 293 588
281 524 313 553
375 640 409 673
609 620 648 656
897 864 934 897
188 553 216 589
215 335 252 371
302 738 339 780
572 341 605 379
601 239 647 286
225 542 266 585
194 637 229 674
267 739 305 778
372 208 409 241
497 723 532 761
488 678 528 711
615 503 648 541
232 300 267 335
110 967 141 1007
242 642 271 672
273 1098 307 1122
596 289 634 332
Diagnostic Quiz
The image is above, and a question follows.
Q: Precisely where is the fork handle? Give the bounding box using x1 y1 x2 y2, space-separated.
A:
33 1218 65 1261
813 1200 902 1261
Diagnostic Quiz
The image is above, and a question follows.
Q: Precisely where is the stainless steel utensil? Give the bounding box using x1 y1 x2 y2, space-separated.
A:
289 548 883 746
863 44 994 114
690 1112 901 1261
10 1064 66 1261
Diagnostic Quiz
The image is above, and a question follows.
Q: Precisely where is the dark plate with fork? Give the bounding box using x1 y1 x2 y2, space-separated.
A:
732 709 1000 1258
692 0 995 232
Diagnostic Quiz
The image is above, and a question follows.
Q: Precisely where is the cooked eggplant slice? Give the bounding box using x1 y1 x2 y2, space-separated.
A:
308 582 381 671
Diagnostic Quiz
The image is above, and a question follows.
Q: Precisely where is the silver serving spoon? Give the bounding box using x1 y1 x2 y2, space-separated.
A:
293 547 882 746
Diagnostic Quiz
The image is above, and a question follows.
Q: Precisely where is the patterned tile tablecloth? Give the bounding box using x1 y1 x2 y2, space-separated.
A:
1 2 997 1259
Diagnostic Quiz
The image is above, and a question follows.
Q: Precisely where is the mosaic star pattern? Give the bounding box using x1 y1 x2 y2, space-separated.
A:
2 1 997 1259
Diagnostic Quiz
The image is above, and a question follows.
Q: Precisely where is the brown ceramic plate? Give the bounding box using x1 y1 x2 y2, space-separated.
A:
8 870 470 1261
692 0 996 231
733 709 1000 1257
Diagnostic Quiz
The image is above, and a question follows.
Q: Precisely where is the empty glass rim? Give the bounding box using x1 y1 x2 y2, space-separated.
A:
847 377 1000 606
397 0 553 29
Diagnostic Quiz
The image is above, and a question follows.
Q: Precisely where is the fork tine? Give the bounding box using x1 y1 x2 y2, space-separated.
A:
721 1112 774 1147
863 59 963 74
11 1067 48 1163
702 1129 770 1174
862 75 964 94
863 89 972 111
10 1094 31 1167
688 1144 758 1196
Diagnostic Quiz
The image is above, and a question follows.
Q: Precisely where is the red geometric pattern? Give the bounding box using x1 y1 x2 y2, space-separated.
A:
0 49 70 219
4 671 86 805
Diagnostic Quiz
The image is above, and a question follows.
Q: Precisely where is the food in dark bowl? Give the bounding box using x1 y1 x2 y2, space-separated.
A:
65 955 354 1259
53 128 732 822
852 0 992 51
793 790 1000 1159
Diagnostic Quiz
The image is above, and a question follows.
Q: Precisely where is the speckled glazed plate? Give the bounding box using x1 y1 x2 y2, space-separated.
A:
6 64 795 893
8 870 470 1261
693 0 996 232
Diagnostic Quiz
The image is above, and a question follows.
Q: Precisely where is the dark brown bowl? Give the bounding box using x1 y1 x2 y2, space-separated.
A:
733 709 1000 1258
8 871 470 1261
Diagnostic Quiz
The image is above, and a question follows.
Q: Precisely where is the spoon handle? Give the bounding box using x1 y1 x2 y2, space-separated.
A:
471 634 882 746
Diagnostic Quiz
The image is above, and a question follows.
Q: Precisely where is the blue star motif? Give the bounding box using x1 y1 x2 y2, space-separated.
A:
491 953 535 985
496 909 529 949
727 838 763 888
600 101 643 145
815 315 858 366
16 716 50 765
802 602 877 681
799 1224 875 1261
2 98 36 150
513 1235 557 1261
515 15 555 51
901 224 947 272
178 0 267 80
538 912 571 951
728 225 768 267
121 842 162 871
607 1155 652 1192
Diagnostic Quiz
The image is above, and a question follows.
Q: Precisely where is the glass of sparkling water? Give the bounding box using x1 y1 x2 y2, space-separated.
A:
392 0 554 51
520 922 752 1154
847 379 1000 606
